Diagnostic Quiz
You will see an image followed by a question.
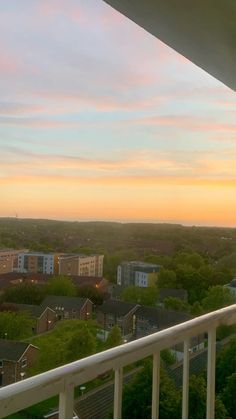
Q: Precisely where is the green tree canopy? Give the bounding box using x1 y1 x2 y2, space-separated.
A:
121 286 159 307
157 269 178 289
190 301 204 316
77 285 104 305
122 360 181 419
174 252 205 270
0 311 34 340
188 375 206 419
161 349 176 366
202 286 236 312
3 282 46 305
46 276 76 297
221 372 236 418
29 320 98 375
144 254 172 268
216 338 236 391
163 297 189 312
66 324 96 362
106 325 122 349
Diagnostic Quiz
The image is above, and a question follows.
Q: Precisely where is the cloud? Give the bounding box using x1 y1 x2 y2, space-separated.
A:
127 115 236 133
0 102 45 116
0 44 22 75
1 146 236 188
1 173 236 189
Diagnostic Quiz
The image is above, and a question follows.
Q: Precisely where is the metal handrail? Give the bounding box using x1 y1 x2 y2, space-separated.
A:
0 304 236 419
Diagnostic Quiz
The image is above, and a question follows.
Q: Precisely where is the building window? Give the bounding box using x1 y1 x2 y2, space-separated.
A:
21 358 27 368
0 360 3 368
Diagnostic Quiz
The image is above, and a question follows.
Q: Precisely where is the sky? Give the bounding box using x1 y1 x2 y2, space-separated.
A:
0 0 236 227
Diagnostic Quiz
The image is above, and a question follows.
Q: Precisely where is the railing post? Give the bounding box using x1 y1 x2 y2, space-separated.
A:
152 350 160 419
182 339 190 419
206 327 216 419
59 380 75 419
114 367 123 419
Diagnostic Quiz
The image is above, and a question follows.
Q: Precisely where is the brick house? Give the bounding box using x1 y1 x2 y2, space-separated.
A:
15 304 57 334
135 306 205 360
41 296 93 321
96 300 138 339
135 306 191 338
0 339 38 387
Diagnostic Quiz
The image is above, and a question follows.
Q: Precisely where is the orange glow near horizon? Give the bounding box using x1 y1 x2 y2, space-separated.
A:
1 176 236 227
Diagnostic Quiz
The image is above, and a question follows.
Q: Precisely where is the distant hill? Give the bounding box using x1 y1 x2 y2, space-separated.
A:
0 218 236 261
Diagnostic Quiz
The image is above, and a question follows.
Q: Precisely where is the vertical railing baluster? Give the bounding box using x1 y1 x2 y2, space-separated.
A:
59 380 75 419
206 327 216 419
114 367 123 419
182 339 190 419
152 350 160 419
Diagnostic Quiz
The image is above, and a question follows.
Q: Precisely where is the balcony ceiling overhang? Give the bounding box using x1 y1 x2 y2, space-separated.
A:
103 0 236 91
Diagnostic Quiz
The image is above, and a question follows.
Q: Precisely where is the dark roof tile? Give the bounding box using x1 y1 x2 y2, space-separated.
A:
0 339 30 361
98 300 138 316
41 295 89 311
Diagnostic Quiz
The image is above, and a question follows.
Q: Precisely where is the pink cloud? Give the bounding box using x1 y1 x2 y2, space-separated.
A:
0 45 21 75
129 115 236 133
0 103 45 116
35 0 87 24
0 116 76 129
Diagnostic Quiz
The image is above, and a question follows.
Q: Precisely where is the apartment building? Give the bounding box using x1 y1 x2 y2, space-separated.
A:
59 254 104 277
117 261 162 288
17 252 61 275
0 249 24 275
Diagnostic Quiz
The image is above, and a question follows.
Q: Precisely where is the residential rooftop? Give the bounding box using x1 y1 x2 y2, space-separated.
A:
0 339 31 362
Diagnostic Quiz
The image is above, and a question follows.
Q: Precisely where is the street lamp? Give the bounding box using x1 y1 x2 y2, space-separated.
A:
80 385 86 396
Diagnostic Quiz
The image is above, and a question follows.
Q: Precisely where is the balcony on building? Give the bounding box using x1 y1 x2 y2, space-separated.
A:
0 304 236 418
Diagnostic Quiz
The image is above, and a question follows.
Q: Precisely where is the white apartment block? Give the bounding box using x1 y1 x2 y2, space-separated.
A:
17 253 56 275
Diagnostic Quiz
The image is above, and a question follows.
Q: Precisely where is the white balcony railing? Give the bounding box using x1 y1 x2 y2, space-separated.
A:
0 304 236 419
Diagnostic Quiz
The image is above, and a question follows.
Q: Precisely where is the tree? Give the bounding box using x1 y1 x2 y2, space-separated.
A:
106 325 122 348
121 286 159 307
188 375 206 419
0 311 34 339
157 269 177 289
215 397 229 419
77 285 104 305
202 286 236 312
174 252 205 270
161 349 176 365
144 254 172 268
3 282 46 305
190 301 204 316
66 324 96 362
188 375 228 419
46 276 76 297
122 360 181 419
163 297 189 312
29 320 98 375
216 338 236 391
175 264 206 304
221 372 236 418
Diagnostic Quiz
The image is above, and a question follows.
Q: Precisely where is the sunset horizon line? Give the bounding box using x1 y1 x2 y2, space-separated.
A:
1 216 236 230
